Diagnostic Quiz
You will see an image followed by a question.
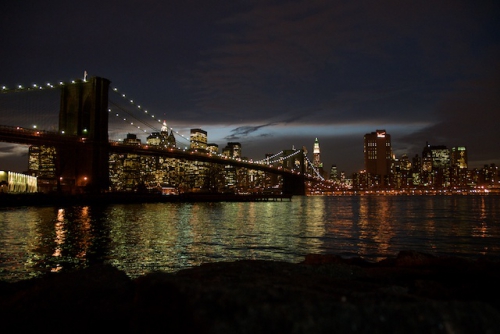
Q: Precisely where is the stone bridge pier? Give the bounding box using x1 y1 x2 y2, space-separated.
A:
57 77 110 194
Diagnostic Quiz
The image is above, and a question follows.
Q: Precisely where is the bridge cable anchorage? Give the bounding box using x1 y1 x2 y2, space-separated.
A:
304 156 325 181
110 86 191 144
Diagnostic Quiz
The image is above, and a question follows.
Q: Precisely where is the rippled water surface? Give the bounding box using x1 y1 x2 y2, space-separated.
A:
1 195 499 282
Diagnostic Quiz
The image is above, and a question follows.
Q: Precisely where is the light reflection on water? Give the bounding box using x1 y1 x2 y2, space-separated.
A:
0 195 499 282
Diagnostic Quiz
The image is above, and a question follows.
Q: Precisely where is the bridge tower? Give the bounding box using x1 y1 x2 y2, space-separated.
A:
282 148 306 195
57 76 110 193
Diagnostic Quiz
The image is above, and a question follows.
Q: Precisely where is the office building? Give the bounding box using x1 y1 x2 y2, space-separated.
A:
363 130 392 186
330 165 338 181
313 138 323 168
451 146 467 169
190 129 207 150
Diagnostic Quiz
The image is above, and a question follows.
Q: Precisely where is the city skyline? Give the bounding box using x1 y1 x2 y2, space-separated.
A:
1 1 499 174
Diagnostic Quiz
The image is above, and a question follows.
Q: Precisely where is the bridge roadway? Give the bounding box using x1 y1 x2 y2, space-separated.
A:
0 124 317 181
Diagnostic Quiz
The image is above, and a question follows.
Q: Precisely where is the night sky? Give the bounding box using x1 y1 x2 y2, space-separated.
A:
1 0 499 175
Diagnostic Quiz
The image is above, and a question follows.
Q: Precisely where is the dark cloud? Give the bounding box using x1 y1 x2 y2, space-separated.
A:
399 62 500 167
224 122 277 141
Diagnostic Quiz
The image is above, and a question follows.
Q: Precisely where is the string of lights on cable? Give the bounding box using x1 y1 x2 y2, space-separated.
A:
255 149 302 165
109 86 191 144
304 156 325 181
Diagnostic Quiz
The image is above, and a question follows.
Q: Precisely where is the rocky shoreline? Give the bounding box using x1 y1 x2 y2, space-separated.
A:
1 251 499 333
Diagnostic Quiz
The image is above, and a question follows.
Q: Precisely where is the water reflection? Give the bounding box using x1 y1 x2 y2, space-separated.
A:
1 195 499 282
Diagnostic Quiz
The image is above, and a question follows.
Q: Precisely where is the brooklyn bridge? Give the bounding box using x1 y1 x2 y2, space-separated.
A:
0 76 329 196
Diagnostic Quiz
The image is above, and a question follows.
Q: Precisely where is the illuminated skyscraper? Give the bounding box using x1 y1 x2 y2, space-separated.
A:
451 146 467 169
161 121 176 148
329 165 338 181
313 138 322 168
421 143 451 187
190 129 207 150
28 145 57 178
422 143 450 171
146 121 176 148
363 130 392 186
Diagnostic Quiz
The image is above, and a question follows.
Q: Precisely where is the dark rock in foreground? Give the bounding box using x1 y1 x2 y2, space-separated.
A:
1 251 499 333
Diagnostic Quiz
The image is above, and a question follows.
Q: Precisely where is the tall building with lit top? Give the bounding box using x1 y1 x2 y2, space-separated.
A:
313 138 322 168
161 121 176 148
146 121 176 148
363 130 392 186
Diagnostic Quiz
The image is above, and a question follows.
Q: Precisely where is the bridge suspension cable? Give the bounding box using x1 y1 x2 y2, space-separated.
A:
255 149 303 165
109 86 191 144
0 82 60 131
304 155 325 181
255 151 283 164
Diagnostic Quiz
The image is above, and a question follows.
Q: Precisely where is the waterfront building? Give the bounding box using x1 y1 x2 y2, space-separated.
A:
0 171 37 193
27 145 58 192
28 145 57 178
161 121 176 148
481 164 499 187
363 130 392 186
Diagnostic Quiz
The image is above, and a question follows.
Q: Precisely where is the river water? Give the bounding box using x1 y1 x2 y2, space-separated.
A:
1 195 499 282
